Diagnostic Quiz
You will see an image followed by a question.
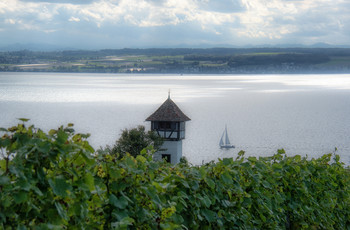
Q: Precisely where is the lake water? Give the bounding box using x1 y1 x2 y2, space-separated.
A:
1 72 350 165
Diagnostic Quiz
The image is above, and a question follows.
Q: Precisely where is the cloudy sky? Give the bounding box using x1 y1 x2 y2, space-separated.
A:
0 0 349 49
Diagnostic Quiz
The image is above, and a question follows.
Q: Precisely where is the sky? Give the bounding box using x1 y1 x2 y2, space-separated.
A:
0 0 349 50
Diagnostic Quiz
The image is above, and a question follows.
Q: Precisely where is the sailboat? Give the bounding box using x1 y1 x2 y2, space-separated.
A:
220 126 235 149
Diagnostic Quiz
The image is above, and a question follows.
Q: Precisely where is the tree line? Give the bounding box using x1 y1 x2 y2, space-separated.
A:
1 48 350 73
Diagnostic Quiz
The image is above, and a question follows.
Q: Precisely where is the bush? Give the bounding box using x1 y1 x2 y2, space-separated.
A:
0 122 349 229
0 122 95 229
108 125 163 158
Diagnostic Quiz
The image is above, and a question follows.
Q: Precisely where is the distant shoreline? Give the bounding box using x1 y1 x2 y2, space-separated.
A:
1 48 350 74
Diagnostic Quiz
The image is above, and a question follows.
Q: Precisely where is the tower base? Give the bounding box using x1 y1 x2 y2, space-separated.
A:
153 140 182 164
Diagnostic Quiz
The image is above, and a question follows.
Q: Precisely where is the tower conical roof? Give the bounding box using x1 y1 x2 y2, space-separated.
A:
146 97 191 122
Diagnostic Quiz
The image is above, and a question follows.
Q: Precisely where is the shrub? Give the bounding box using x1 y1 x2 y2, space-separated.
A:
108 125 163 158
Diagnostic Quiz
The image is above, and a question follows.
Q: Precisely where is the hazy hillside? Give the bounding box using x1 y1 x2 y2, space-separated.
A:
1 48 350 74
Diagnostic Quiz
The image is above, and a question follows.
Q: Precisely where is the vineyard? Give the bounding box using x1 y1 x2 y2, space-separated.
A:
0 122 349 229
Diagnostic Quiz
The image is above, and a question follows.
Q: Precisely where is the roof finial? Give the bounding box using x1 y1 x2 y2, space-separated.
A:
168 89 171 99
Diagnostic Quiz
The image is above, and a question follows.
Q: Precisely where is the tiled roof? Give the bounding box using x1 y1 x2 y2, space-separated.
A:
146 97 191 122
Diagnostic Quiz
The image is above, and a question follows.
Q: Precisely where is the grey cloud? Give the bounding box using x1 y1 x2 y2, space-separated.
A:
198 0 245 13
144 0 166 5
19 0 97 4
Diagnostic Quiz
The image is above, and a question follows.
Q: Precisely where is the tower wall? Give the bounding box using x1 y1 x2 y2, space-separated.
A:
153 140 182 164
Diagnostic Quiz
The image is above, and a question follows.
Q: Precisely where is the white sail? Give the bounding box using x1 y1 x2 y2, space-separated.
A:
220 125 235 149
219 132 225 146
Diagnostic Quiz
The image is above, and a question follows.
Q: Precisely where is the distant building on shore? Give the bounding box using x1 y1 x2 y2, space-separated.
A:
146 94 190 164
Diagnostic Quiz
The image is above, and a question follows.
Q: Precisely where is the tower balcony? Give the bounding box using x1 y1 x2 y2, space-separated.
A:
151 121 185 140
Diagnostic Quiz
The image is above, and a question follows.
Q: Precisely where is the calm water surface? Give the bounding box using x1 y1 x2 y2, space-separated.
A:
1 72 350 165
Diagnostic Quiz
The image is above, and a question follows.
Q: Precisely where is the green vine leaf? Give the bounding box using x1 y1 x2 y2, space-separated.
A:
17 118 30 122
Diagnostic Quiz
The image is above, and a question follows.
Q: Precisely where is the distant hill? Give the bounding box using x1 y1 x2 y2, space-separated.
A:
0 43 75 52
1 43 349 52
1 47 350 74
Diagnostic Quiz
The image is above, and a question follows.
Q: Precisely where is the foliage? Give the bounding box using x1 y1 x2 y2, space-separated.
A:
179 156 189 166
108 125 163 158
0 122 95 229
1 122 349 229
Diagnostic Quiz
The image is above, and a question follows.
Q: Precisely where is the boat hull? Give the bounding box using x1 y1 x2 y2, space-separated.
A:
220 145 235 149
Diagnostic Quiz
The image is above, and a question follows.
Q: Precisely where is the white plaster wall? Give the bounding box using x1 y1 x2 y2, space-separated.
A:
153 140 182 164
